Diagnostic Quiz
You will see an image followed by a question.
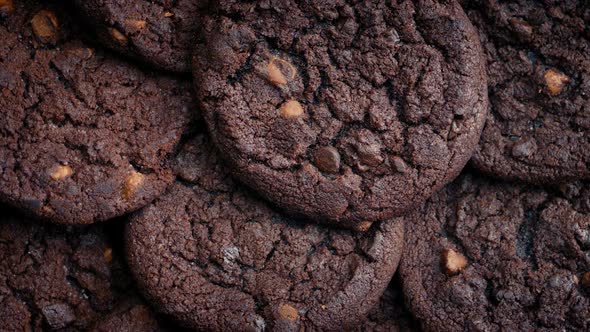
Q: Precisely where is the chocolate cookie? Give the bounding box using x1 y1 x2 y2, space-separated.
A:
400 174 590 331
126 134 404 331
0 208 163 331
0 0 193 224
465 0 590 183
72 0 208 72
193 0 488 228
358 276 419 332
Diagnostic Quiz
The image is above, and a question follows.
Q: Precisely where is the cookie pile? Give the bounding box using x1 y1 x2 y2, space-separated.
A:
0 0 588 331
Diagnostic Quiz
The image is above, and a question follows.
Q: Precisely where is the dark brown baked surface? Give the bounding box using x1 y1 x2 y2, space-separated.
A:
467 0 590 183
126 134 404 331
400 174 590 331
0 0 194 224
193 0 488 228
0 209 162 331
358 275 419 332
71 0 208 73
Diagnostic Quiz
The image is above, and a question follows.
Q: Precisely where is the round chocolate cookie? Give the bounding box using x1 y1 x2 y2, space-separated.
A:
358 276 419 332
193 0 488 228
72 0 208 72
126 134 404 331
400 174 590 331
465 0 590 183
0 0 193 224
0 209 163 331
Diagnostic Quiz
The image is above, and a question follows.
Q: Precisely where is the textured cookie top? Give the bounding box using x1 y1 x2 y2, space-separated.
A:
0 210 161 331
72 0 208 72
126 134 404 331
467 0 590 183
0 0 193 224
358 277 418 332
193 0 488 228
400 174 590 331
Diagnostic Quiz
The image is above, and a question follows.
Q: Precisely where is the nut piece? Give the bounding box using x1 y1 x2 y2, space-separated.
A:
110 27 128 45
164 11 174 17
354 220 373 232
125 19 147 31
123 171 145 200
49 165 73 180
279 100 304 119
314 146 341 174
0 0 15 15
582 272 590 288
544 69 569 96
278 304 299 321
441 249 468 276
267 57 296 87
103 248 113 263
31 10 60 44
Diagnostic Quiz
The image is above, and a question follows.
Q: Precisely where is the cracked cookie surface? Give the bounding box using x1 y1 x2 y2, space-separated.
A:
0 209 162 331
0 0 193 224
399 174 590 331
466 0 590 183
193 0 488 228
72 0 209 73
358 276 419 332
126 134 404 331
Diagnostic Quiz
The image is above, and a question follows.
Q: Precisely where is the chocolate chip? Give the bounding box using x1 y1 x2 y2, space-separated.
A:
441 248 468 276
123 170 145 200
357 140 383 168
279 100 304 119
49 164 73 181
110 27 128 45
0 0 14 15
353 220 373 232
125 19 147 31
509 18 533 38
314 146 341 174
544 69 569 96
267 57 296 87
31 10 60 44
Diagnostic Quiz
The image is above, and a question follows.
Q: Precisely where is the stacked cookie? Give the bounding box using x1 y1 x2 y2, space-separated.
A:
0 0 588 331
